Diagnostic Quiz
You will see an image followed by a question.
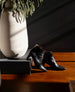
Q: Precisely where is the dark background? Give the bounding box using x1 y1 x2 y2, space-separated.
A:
27 0 75 52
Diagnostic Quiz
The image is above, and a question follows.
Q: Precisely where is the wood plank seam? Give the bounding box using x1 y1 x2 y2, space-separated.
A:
53 52 75 61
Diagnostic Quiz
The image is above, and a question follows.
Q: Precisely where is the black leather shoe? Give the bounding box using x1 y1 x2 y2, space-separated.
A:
42 51 65 70
27 44 47 72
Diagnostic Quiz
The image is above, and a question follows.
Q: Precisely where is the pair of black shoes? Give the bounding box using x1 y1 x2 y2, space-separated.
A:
27 44 65 72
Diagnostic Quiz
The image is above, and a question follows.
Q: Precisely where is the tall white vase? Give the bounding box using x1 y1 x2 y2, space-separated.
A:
0 11 28 58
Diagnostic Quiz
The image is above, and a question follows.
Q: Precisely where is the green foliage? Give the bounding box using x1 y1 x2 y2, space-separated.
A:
0 0 44 18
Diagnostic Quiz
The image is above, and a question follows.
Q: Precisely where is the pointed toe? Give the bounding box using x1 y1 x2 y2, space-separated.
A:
42 51 66 71
27 44 47 72
57 65 66 70
40 65 47 72
51 65 66 70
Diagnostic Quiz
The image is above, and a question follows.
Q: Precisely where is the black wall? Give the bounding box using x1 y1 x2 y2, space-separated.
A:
27 0 75 52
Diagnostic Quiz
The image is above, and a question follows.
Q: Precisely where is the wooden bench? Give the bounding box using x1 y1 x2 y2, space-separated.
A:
0 52 75 92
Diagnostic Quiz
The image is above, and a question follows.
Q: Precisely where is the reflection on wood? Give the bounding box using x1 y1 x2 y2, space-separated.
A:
1 52 75 83
53 52 75 61
1 61 75 83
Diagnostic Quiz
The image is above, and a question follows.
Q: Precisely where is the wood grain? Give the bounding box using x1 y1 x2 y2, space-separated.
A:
1 62 75 83
53 52 75 61
1 52 75 83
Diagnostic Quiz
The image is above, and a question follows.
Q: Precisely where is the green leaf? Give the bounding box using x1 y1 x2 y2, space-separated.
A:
0 0 44 21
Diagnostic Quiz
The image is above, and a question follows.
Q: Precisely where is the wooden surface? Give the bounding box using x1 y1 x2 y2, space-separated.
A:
1 52 75 83
1 62 75 92
1 52 75 92
53 52 75 61
1 61 75 83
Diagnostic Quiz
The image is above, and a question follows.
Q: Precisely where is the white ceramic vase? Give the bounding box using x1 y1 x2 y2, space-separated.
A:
0 11 28 58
